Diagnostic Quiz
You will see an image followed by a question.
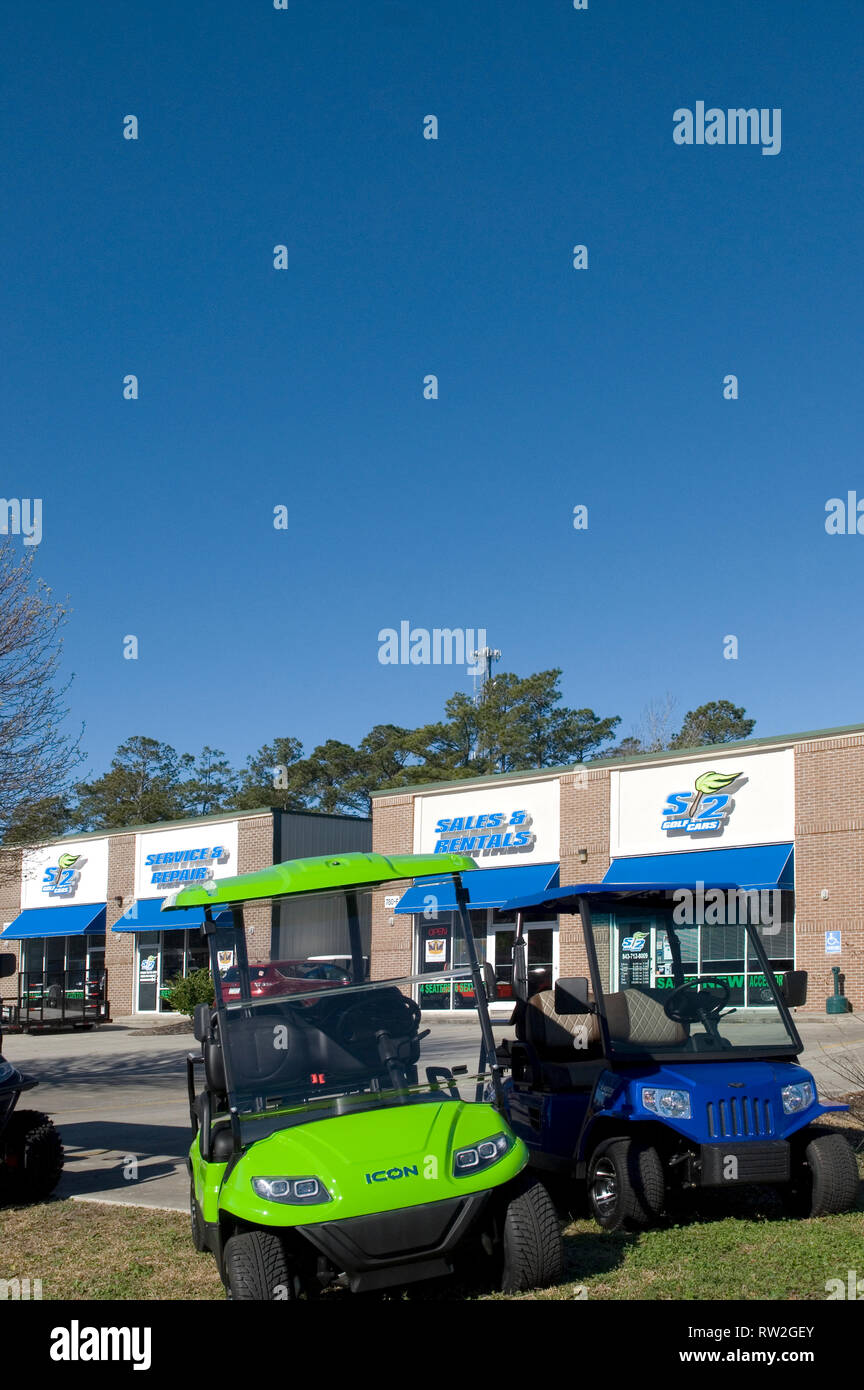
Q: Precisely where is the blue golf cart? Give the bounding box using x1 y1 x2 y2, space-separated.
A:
489 881 860 1230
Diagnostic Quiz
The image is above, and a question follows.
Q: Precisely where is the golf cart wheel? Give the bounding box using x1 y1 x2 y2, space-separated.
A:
588 1138 665 1232
500 1177 564 1293
0 1110 64 1204
189 1184 207 1253
224 1231 292 1301
787 1131 860 1217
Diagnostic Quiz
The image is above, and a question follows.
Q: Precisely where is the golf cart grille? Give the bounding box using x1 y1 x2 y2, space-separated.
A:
706 1096 775 1139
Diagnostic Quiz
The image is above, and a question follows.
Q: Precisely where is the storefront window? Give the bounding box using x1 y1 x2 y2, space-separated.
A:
609 894 795 1008
16 933 107 1016
417 911 488 1011
416 910 557 1010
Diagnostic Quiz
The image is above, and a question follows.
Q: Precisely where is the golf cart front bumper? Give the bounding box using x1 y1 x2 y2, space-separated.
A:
698 1140 791 1186
297 1191 492 1293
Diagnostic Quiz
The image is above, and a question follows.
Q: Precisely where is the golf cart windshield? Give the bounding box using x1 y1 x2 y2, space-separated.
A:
203 885 486 1142
588 906 800 1060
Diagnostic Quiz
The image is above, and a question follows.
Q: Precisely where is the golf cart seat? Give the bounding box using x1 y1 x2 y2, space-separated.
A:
203 986 424 1109
604 988 687 1047
524 990 603 1055
502 989 606 1091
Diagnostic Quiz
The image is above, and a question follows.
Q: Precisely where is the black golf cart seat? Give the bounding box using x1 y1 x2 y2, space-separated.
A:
199 984 423 1113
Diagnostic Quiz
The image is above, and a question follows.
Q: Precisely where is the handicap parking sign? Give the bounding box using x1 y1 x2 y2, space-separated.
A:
825 930 842 955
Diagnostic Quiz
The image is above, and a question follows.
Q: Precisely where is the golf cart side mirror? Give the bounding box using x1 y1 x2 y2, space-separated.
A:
0 953 16 980
483 961 498 1002
554 977 592 1015
780 971 808 1008
193 1002 212 1043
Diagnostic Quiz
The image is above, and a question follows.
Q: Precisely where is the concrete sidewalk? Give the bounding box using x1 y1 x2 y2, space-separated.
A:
794 1012 864 1098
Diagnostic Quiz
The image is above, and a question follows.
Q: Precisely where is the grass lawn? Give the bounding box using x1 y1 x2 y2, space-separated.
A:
2 1120 861 1302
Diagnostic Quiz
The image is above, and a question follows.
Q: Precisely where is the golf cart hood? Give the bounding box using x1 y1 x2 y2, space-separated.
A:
218 1099 526 1225
591 1058 841 1145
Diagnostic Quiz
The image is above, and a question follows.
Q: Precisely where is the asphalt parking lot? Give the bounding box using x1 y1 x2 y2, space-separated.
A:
3 1012 863 1214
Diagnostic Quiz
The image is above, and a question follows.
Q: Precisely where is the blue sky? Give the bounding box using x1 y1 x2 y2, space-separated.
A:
4 0 864 779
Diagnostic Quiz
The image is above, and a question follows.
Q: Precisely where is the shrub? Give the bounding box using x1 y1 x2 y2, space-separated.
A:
163 968 214 1017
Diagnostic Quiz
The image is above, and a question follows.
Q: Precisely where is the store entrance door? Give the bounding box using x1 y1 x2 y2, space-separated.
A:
136 932 161 1012
492 923 556 1001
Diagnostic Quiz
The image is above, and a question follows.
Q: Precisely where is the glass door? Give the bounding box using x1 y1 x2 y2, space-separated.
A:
492 920 557 1002
136 932 161 1012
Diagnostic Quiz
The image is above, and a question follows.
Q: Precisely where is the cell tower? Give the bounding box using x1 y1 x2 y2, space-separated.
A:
470 645 501 705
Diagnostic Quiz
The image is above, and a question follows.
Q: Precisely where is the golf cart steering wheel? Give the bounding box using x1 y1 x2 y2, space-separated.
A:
334 992 422 1048
663 977 730 1023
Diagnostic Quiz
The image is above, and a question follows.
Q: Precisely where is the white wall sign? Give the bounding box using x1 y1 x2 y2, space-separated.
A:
610 748 794 858
21 838 110 909
134 821 239 898
413 779 560 866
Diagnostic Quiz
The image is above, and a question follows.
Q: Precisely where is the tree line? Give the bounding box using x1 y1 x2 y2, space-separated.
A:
0 535 756 846
3 666 755 844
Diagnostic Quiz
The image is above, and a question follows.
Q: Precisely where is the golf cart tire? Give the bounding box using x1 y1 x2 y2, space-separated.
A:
500 1177 564 1293
788 1131 860 1218
0 1110 64 1204
224 1230 292 1301
588 1138 665 1232
190 1185 207 1253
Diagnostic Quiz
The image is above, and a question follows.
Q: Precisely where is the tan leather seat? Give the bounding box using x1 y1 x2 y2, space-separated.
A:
604 987 687 1046
524 989 603 1055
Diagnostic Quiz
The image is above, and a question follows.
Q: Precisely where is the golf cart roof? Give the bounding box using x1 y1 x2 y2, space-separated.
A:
497 881 743 915
162 850 478 912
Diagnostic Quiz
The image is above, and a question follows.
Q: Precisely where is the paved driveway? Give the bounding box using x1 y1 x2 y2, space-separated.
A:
1 1021 485 1212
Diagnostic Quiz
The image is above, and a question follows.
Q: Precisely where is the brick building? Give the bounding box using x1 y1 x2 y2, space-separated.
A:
370 722 864 1015
0 808 370 1022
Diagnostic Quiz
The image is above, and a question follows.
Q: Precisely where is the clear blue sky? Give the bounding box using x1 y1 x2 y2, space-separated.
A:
4 0 864 779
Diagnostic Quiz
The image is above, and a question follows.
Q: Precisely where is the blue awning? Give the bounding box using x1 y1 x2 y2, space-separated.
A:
111 899 235 933
393 862 559 915
0 902 107 941
603 843 794 892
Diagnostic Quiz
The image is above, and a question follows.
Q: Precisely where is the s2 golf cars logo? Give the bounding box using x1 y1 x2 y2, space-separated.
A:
661 770 742 835
41 853 85 897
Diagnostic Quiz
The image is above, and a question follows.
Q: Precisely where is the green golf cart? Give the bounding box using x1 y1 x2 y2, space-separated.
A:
167 851 564 1300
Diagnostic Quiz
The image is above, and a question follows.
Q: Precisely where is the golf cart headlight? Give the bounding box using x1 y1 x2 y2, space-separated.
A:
251 1176 331 1205
453 1131 513 1177
782 1081 815 1114
642 1087 691 1120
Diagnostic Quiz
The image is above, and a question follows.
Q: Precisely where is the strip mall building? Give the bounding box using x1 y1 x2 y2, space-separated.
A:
370 722 864 1015
2 720 863 1023
0 809 370 1021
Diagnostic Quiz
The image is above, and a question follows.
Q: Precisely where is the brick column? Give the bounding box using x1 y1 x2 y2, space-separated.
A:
557 766 611 981
106 834 136 1015
238 814 276 961
794 735 864 1012
371 794 414 980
